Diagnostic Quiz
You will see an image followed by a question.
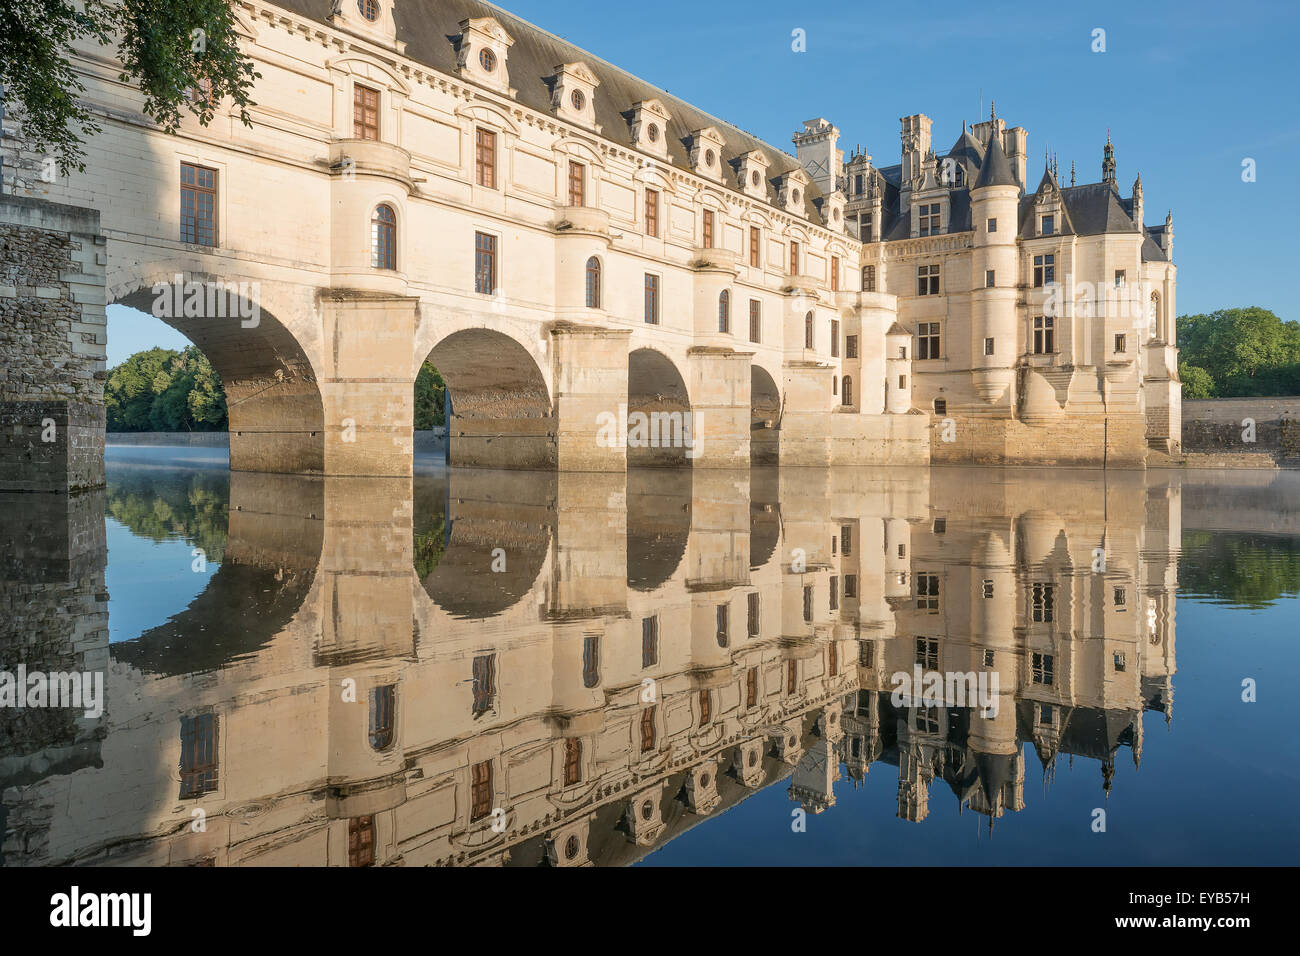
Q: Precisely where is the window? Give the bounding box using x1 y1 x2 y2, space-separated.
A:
916 707 940 734
828 640 839 676
371 204 396 270
702 208 715 248
1031 583 1055 623
787 660 798 695
917 321 941 360
747 593 760 636
570 89 586 111
932 517 946 534
472 653 496 716
832 375 838 396
831 255 841 292
915 637 940 671
1114 587 1127 609
986 269 996 288
698 690 712 726
789 240 800 275
475 127 496 187
1033 315 1055 354
474 232 496 295
179 713 219 798
830 319 840 357
802 585 813 622
831 536 837 556
1114 652 1127 672
644 273 659 324
987 217 997 233
859 639 873 667
846 335 858 359
640 706 657 753
918 202 941 236
585 256 601 308
179 162 218 247
645 188 659 237
861 213 874 242
641 616 658 668
1031 652 1054 686
746 667 758 708
348 815 375 867
898 374 907 389
357 0 380 22
1039 704 1054 726
582 634 600 687
749 299 762 343
829 576 839 611
1041 214 1055 236
862 264 876 292
368 685 395 751
984 337 995 356
841 524 852 556
1033 253 1055 288
568 160 585 206
934 398 946 415
982 579 994 599
716 603 730 648
717 289 730 333
478 48 497 73
804 312 815 349
1114 269 1126 287
845 574 858 599
983 649 995 667
917 264 940 296
563 737 583 786
471 760 493 820
916 573 939 611
353 84 380 140
854 174 864 195
842 375 853 406
1115 333 1127 353
749 226 760 267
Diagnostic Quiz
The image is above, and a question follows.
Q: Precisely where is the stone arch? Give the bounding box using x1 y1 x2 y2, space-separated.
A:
627 467 691 591
110 271 326 474
421 326 555 469
627 347 692 467
751 364 781 465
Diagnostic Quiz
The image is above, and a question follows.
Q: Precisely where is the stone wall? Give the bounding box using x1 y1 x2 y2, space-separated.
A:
0 196 106 492
1181 397 1300 457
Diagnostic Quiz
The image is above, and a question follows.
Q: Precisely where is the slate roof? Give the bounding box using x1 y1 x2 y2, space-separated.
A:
271 0 831 224
974 129 1017 189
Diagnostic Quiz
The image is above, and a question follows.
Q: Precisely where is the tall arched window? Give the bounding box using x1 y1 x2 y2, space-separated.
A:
1149 292 1160 337
842 375 853 407
371 204 396 269
368 684 395 751
718 289 730 333
862 265 876 292
585 256 601 308
804 311 815 349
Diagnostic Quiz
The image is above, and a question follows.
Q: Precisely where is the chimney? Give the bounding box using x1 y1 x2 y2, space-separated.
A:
792 118 842 196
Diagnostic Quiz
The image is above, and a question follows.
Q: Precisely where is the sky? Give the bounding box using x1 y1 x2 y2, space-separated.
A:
106 0 1300 366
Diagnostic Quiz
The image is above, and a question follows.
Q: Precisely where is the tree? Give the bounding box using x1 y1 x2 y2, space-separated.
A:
1178 363 1216 399
105 346 227 431
414 361 447 430
1177 307 1300 397
1 0 259 176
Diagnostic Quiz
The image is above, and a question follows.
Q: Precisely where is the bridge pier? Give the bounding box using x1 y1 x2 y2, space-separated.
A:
686 347 751 468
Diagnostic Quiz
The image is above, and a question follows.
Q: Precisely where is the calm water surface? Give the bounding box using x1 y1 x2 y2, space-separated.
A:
1 448 1297 866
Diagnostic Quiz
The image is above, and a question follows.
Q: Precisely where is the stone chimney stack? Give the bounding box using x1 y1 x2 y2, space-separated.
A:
792 117 842 196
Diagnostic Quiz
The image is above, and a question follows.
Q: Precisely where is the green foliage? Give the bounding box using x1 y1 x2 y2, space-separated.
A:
414 361 447 430
413 516 448 580
1 0 259 176
107 468 229 562
1180 531 1300 609
106 346 228 431
1177 307 1300 397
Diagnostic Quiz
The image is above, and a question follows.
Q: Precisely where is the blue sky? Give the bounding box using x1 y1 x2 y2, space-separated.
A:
107 0 1300 366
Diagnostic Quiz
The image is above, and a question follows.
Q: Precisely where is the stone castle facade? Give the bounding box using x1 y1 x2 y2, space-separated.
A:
0 0 1178 479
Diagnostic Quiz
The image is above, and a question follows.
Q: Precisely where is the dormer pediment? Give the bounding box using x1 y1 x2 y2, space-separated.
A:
689 126 726 181
629 99 672 159
778 168 811 217
549 61 600 131
328 0 404 53
734 148 770 200
455 16 516 97
817 191 847 233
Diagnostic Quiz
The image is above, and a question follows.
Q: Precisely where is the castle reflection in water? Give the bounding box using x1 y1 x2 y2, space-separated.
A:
0 462 1185 866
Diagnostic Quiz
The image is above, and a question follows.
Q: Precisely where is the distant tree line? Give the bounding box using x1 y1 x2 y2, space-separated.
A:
1178 307 1300 399
106 347 227 431
107 348 449 431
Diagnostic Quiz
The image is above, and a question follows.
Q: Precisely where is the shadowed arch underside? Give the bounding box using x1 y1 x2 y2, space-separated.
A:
751 365 781 465
428 329 555 469
628 348 692 467
116 282 324 474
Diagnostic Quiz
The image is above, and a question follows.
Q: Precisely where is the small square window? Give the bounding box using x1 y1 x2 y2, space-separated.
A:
1115 333 1127 354
986 218 997 233
933 398 946 415
983 649 995 667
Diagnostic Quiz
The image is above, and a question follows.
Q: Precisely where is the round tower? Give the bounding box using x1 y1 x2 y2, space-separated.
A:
969 126 1021 407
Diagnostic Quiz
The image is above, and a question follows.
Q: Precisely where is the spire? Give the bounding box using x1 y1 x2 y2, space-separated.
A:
974 126 1017 189
1070 160 1076 187
990 99 996 123
1102 130 1116 187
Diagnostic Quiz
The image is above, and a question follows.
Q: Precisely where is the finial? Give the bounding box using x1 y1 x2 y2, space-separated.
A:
990 99 996 122
1107 127 1112 146
1070 160 1076 187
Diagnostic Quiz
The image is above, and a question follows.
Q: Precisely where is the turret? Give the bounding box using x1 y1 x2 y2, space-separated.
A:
884 322 912 413
1102 131 1116 187
1132 173 1144 233
969 120 1021 407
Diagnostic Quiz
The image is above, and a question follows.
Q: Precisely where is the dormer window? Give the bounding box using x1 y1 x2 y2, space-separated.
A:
630 99 671 158
479 48 496 72
648 124 659 142
918 202 941 236
358 0 380 22
571 90 585 111
751 171 761 188
736 149 770 200
689 127 726 181
456 17 515 95
550 62 599 130
1042 214 1055 236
